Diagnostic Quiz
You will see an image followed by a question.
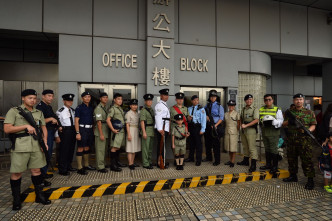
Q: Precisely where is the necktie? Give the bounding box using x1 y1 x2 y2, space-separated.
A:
69 109 73 126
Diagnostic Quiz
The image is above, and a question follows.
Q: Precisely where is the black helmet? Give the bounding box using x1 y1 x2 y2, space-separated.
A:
111 119 123 130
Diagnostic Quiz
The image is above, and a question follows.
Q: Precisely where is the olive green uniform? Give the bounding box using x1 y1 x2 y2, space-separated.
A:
94 103 109 170
172 125 187 155
4 104 46 173
108 105 125 148
170 105 188 130
240 104 259 160
285 108 316 178
140 107 155 167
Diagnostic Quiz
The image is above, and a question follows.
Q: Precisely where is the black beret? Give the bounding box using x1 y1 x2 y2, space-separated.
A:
99 92 108 98
81 91 91 97
143 94 154 100
159 88 169 95
293 93 304 99
244 94 253 101
21 89 37 97
227 100 236 106
174 114 184 120
62 93 75 101
42 89 54 95
209 90 218 97
175 92 184 99
191 95 198 100
113 93 122 99
129 99 138 105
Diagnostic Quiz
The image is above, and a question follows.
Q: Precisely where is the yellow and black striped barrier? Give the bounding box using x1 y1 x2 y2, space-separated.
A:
22 169 289 202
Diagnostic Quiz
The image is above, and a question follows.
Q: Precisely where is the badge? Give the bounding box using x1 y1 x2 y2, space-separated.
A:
157 109 161 112
96 114 101 117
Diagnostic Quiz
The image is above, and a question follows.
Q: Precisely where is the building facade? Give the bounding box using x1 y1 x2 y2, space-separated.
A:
0 0 331 115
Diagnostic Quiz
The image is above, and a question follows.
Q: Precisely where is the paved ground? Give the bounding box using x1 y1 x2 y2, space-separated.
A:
1 148 331 220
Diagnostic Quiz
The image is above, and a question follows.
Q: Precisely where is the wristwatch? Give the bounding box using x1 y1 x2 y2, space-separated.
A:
76 131 80 134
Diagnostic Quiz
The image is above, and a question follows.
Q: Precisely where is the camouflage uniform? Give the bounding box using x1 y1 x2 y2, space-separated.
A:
285 107 317 178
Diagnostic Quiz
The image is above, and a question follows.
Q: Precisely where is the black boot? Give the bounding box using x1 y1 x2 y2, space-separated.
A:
237 156 249 166
269 153 279 174
110 152 122 172
116 151 127 167
10 178 22 210
249 159 257 172
283 174 298 182
304 177 315 190
259 152 272 170
31 175 51 205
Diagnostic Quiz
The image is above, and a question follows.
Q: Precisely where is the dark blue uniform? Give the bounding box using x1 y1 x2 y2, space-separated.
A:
75 103 94 147
36 101 57 174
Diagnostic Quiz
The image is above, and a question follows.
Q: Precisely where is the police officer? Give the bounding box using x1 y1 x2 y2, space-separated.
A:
155 88 170 168
170 92 188 131
56 94 77 176
185 95 206 166
140 94 155 169
204 90 224 166
75 91 96 175
283 93 317 190
36 89 59 183
106 93 126 172
259 94 284 174
238 94 259 172
4 89 51 210
94 92 109 173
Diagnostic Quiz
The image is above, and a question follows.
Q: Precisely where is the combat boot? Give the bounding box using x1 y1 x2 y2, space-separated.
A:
283 174 298 182
31 175 51 205
249 159 257 172
237 156 249 166
269 153 279 174
259 152 272 170
10 178 22 210
110 152 122 172
304 177 315 190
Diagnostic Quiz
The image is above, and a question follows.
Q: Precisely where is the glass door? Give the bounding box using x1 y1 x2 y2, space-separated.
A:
180 87 225 107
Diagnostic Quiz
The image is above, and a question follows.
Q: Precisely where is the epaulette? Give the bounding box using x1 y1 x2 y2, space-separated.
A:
58 107 64 112
197 105 202 110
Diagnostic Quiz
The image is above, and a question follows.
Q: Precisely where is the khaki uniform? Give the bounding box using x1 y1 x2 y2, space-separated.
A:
172 125 187 155
224 110 240 152
170 105 188 130
240 104 259 160
94 103 109 170
125 110 141 153
4 104 46 173
140 107 155 167
108 105 125 148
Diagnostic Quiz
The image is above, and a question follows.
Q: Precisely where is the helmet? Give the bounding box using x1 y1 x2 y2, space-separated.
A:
111 119 123 130
262 115 275 122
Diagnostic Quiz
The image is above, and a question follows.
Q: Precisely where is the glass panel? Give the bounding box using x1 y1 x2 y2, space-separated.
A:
112 89 132 111
84 88 105 110
182 90 200 107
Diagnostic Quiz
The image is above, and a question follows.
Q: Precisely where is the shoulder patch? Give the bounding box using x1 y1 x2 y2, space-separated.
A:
58 107 64 112
201 109 205 113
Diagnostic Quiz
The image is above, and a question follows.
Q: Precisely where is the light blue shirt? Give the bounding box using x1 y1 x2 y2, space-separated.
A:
205 101 224 124
188 105 207 133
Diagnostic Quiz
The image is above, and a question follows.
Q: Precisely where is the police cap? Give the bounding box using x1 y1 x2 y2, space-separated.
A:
175 92 185 99
174 114 184 121
62 93 75 101
227 100 236 106
209 90 218 97
42 89 54 95
99 92 108 98
244 94 253 101
81 91 91 97
21 89 37 97
129 99 138 105
159 88 169 95
143 94 154 100
293 93 304 99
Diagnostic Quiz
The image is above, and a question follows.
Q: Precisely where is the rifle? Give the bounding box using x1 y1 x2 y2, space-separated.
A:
52 113 63 130
16 107 50 164
159 120 166 169
285 109 321 148
206 104 219 138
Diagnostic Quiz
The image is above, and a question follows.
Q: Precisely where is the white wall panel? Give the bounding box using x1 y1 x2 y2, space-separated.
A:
280 3 307 55
217 0 249 49
250 0 280 53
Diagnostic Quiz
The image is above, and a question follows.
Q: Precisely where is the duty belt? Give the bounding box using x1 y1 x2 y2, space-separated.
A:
146 123 154 127
62 126 75 130
175 136 185 140
15 133 31 138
